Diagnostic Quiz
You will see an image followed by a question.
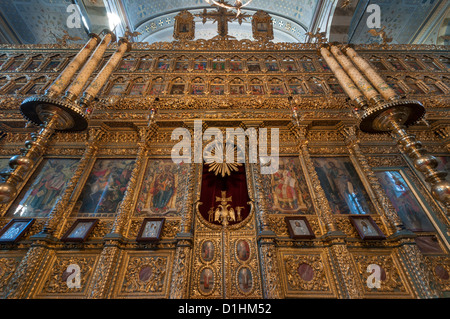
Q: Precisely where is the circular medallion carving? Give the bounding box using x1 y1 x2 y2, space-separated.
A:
236 239 250 262
139 265 153 282
434 265 449 281
199 268 215 294
201 240 215 262
297 263 314 282
237 267 253 294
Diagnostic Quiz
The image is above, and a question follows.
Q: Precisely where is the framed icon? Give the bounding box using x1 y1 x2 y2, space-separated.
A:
284 216 315 239
349 215 386 240
61 218 98 242
0 218 35 243
136 218 165 242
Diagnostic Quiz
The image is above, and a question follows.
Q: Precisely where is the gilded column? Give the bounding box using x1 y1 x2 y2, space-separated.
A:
169 162 197 299
3 126 106 299
243 122 282 299
289 113 362 299
251 161 282 299
288 121 337 233
338 124 404 235
169 119 199 299
87 124 157 299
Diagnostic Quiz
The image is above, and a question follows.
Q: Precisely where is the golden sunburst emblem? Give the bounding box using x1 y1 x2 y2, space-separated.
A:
204 142 242 177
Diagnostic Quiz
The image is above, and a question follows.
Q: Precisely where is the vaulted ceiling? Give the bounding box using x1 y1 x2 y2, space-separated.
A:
0 0 448 45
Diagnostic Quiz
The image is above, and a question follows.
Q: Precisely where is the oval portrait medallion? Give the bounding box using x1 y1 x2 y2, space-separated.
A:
201 240 215 262
237 267 253 293
199 268 214 294
139 265 153 282
297 263 314 282
236 239 250 262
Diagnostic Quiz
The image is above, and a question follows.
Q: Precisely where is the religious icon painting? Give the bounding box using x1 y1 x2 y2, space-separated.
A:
0 218 35 243
61 218 98 242
250 84 264 95
136 218 165 242
191 84 205 95
135 159 190 217
109 82 128 95
229 61 242 72
237 267 253 294
247 62 261 72
8 158 79 218
173 10 195 41
312 157 375 215
289 85 304 95
375 170 435 232
212 61 226 71
129 82 147 96
194 62 207 71
201 240 215 262
251 10 274 41
210 85 225 95
73 159 135 218
265 62 279 72
149 83 165 95
285 216 315 239
170 84 185 95
349 215 385 240
260 157 313 214
199 267 215 294
236 239 250 262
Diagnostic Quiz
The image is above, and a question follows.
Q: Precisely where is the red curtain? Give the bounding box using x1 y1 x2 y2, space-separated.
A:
199 164 250 226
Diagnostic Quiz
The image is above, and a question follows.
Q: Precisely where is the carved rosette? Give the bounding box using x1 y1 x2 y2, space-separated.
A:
120 256 168 294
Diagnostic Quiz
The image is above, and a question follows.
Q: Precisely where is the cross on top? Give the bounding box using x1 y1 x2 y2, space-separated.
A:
216 191 232 205
196 0 250 39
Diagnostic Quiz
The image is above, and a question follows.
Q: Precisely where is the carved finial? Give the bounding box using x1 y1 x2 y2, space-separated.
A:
306 28 327 44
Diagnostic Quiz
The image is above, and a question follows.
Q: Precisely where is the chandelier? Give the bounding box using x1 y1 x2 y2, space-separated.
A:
205 0 253 17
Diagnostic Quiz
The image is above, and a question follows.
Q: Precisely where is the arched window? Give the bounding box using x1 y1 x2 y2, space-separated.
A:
268 78 286 95
42 55 62 72
129 77 148 96
25 55 44 71
108 77 129 95
26 76 48 95
210 77 225 95
404 56 423 71
327 77 345 94
298 56 316 72
265 56 279 72
249 78 264 95
156 56 171 71
194 56 207 71
282 56 297 72
230 78 245 95
229 56 243 72
386 76 405 95
387 56 406 71
247 57 261 72
169 77 186 95
175 55 189 71
190 77 206 95
136 55 152 71
212 56 226 71
149 77 166 95
404 76 424 94
117 55 136 72
424 77 444 95
439 56 450 70
306 77 324 94
287 78 305 95
5 76 27 94
4 55 26 71
421 56 441 71
369 56 388 71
